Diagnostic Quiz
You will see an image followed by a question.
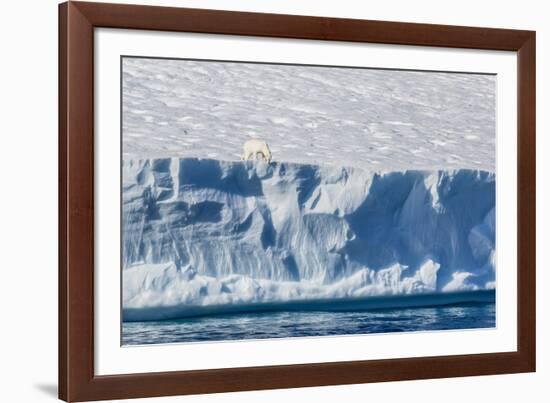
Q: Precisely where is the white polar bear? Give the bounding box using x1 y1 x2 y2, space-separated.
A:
241 139 272 163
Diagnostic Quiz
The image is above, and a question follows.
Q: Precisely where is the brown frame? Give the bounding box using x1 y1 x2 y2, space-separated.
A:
59 1 536 401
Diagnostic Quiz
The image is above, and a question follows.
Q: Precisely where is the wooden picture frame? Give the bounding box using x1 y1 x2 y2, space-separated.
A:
59 1 536 401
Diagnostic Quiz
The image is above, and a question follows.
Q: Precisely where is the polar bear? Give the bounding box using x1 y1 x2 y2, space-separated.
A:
241 139 272 163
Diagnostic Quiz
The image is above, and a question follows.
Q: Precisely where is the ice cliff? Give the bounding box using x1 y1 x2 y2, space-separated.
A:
122 158 495 320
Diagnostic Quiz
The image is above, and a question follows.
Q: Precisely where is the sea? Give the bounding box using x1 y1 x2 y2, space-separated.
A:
122 299 495 346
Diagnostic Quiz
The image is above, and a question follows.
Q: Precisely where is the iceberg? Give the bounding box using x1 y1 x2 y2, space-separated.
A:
122 158 495 321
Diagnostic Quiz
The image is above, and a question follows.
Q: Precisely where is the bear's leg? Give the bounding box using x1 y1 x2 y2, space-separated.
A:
262 147 271 163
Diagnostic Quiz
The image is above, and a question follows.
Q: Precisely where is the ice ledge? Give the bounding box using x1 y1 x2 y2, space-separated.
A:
122 158 495 317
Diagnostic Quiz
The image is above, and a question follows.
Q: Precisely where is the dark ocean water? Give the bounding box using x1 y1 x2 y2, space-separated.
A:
122 301 495 346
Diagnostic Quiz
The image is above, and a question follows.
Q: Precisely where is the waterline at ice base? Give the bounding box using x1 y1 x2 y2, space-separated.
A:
121 158 495 341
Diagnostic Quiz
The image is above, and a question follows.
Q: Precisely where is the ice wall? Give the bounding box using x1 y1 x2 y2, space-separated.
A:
122 158 495 318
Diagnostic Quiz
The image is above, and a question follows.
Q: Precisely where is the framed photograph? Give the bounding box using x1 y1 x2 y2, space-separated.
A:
59 1 536 401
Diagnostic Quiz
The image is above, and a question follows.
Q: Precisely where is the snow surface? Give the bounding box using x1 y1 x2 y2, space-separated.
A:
123 58 495 172
122 158 495 319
